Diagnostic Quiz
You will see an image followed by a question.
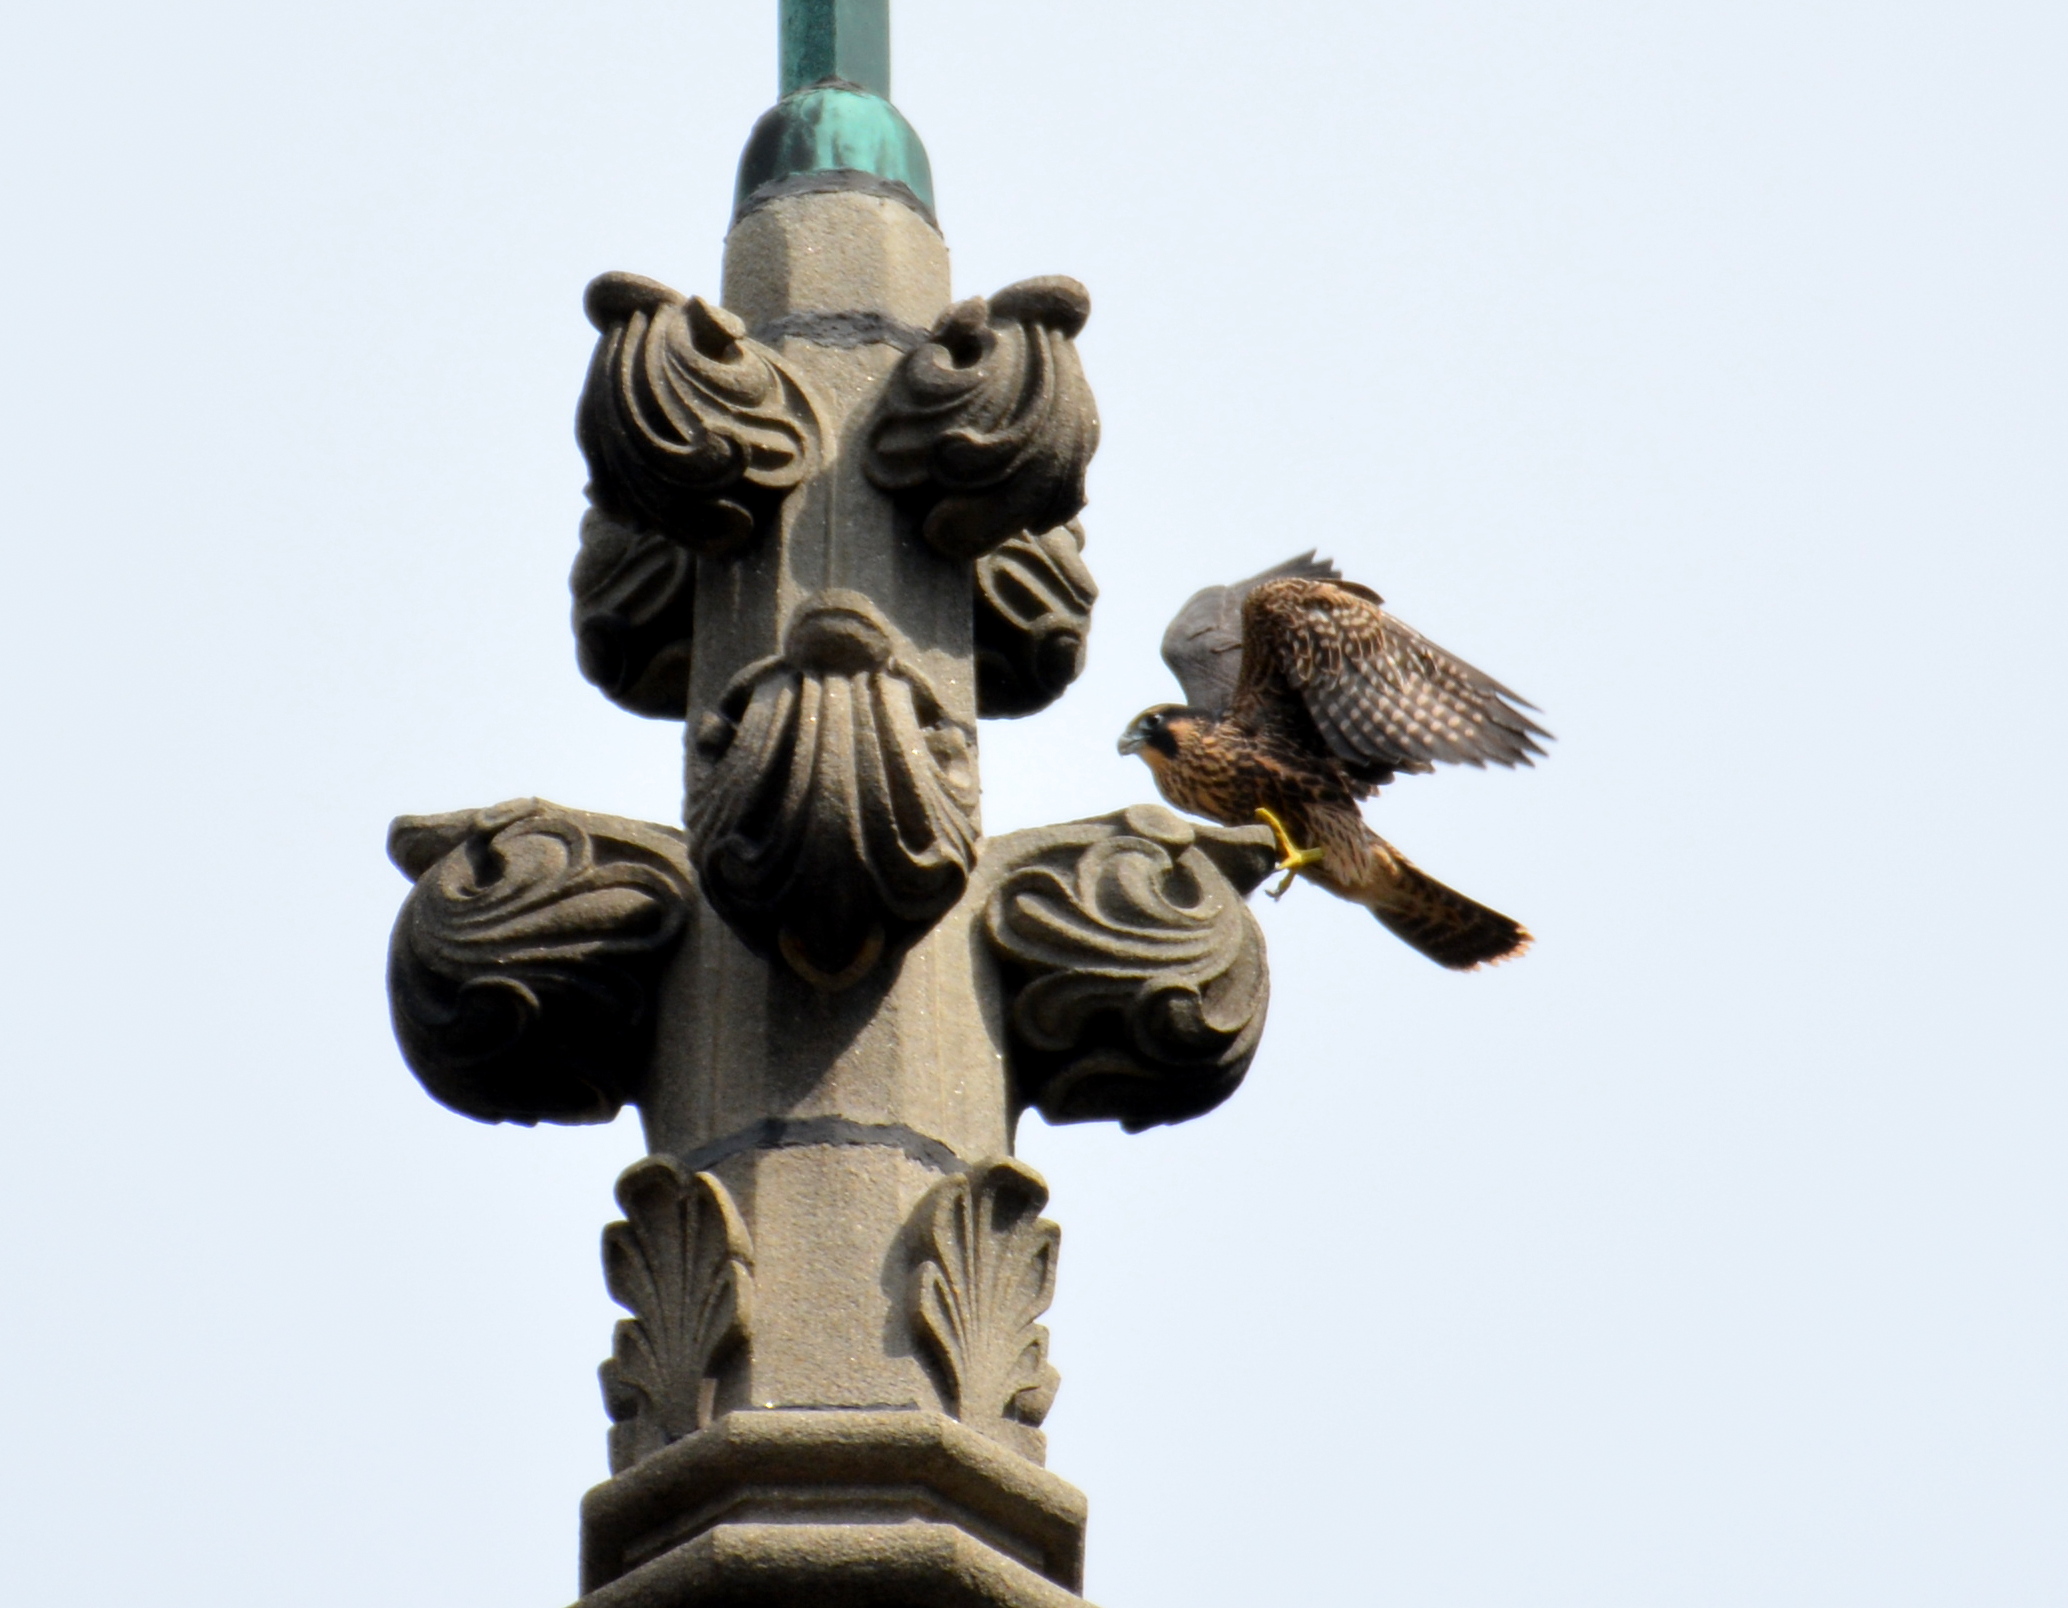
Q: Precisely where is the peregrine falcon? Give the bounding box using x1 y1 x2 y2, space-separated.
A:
1119 553 1550 969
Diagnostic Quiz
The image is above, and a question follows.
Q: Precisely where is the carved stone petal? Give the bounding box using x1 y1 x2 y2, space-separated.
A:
910 1159 1062 1463
973 522 1097 720
865 276 1100 561
386 799 693 1124
599 1156 755 1474
980 806 1276 1131
577 272 820 555
687 591 979 988
569 509 697 720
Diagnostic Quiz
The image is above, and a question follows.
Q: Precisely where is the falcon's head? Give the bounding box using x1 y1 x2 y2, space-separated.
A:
1117 705 1205 763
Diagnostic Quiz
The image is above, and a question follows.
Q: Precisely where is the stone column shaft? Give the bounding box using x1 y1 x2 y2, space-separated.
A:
637 186 1005 1420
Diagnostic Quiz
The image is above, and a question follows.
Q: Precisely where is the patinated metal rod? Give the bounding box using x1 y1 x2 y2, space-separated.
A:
780 0 890 96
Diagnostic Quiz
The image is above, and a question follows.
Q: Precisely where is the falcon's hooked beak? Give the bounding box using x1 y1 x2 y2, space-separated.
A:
1118 706 1186 760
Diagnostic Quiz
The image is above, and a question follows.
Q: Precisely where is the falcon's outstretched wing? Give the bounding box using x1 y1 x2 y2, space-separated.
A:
1234 578 1551 779
1160 550 1341 715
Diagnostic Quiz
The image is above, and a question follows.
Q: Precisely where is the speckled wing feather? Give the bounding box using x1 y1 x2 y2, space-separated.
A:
1160 551 1341 715
1233 578 1550 776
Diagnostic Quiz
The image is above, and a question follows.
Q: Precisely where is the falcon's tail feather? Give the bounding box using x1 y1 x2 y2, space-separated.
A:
1367 873 1531 970
1328 828 1531 970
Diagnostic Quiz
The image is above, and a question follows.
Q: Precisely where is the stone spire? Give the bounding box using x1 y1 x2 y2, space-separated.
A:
383 7 1278 1603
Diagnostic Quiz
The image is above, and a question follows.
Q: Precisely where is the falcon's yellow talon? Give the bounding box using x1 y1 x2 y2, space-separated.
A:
1254 808 1325 900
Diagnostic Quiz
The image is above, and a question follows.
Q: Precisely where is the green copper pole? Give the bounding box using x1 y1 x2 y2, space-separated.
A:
781 0 890 97
737 0 935 222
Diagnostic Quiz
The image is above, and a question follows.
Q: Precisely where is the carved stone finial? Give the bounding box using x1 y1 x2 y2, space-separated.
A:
389 71 1198 1596
866 276 1100 560
909 1158 1062 1463
385 800 694 1124
599 1157 756 1474
973 522 1098 719
576 272 821 555
981 806 1277 1131
686 590 980 988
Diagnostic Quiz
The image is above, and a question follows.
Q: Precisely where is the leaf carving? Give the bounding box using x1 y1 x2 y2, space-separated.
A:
385 800 693 1125
910 1159 1061 1463
973 522 1098 719
687 591 979 989
577 272 820 555
981 807 1276 1131
598 1156 755 1475
568 509 697 720
866 276 1100 560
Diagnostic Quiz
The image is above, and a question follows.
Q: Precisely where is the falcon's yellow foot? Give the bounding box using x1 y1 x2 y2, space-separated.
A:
1254 807 1326 900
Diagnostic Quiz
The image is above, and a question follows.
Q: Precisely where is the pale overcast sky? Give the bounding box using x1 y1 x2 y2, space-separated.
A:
3 2 2064 1604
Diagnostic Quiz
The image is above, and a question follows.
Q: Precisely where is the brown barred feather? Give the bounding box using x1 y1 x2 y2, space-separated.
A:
1302 808 1531 970
1231 578 1550 781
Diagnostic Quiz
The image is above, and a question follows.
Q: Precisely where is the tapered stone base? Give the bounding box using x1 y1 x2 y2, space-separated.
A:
576 1410 1092 1608
574 1524 1088 1608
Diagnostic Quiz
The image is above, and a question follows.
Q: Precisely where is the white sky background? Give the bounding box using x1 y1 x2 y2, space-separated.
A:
2 0 2064 1602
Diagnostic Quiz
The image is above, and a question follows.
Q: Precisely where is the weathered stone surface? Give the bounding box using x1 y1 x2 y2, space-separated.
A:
686 590 979 987
696 1143 950 1416
575 1524 1092 1608
572 513 1098 726
979 806 1277 1131
676 189 979 986
579 1408 1090 1603
578 275 821 556
637 887 1011 1173
601 1158 757 1475
909 1159 1062 1463
386 800 694 1125
973 523 1096 719
866 277 1100 561
571 509 700 720
721 188 949 334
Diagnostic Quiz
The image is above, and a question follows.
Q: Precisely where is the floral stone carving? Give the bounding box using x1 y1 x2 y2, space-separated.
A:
386 799 693 1125
572 512 1098 727
910 1158 1061 1463
981 806 1277 1131
577 272 820 555
866 276 1100 561
688 590 980 989
599 1156 755 1474
972 522 1097 719
568 509 698 719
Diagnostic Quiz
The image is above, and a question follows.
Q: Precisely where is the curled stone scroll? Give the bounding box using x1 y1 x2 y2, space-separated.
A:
909 1158 1062 1464
386 800 693 1125
687 591 980 989
973 522 1097 720
980 806 1277 1131
865 276 1100 561
599 1156 755 1474
577 272 820 555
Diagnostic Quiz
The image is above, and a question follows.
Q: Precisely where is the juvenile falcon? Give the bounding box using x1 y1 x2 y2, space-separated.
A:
1119 553 1549 969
